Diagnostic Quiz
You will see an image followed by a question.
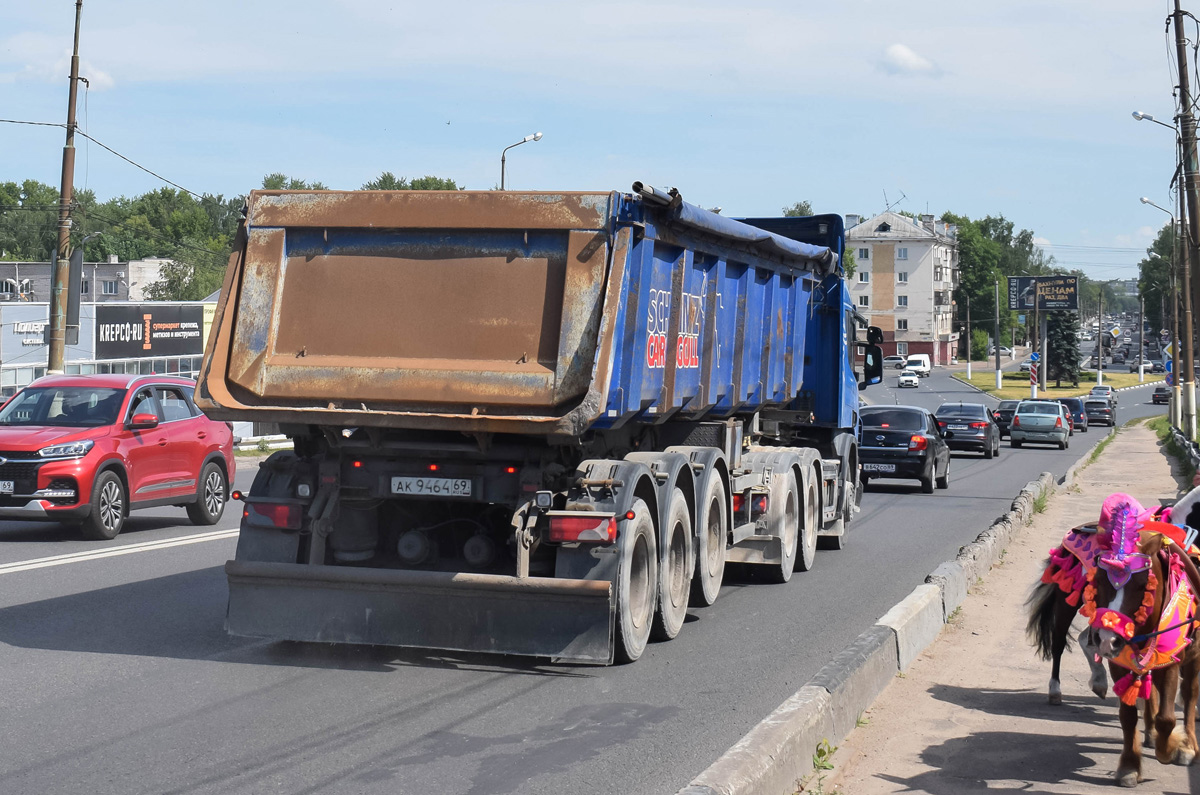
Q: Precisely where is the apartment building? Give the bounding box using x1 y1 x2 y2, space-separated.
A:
0 256 169 303
847 211 959 365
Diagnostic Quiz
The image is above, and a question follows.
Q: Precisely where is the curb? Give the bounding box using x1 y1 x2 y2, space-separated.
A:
676 471 1057 795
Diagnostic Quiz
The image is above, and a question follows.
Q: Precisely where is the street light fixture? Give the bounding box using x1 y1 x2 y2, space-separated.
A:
500 132 543 191
1141 198 1182 426
1132 110 1178 131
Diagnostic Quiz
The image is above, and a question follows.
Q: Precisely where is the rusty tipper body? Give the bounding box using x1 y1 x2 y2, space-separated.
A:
197 184 883 664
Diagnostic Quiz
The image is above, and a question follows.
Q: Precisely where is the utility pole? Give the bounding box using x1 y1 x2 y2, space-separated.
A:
965 293 971 380
994 279 1002 389
49 0 83 375
1175 195 1185 427
1174 0 1198 438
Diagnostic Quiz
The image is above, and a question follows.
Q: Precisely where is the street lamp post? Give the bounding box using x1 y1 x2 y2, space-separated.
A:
500 132 543 190
1144 198 1183 427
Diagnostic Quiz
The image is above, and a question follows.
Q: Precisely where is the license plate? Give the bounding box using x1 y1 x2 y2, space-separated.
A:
948 424 968 430
862 463 896 473
0 481 12 494
391 476 472 497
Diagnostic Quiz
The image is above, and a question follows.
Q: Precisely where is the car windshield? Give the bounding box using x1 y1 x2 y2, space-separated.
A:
861 409 925 430
0 386 126 427
1018 402 1060 415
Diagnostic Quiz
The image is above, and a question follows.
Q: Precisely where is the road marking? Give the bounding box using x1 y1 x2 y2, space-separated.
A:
0 528 239 575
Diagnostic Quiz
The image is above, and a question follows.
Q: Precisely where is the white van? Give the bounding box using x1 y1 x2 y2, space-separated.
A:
904 353 932 377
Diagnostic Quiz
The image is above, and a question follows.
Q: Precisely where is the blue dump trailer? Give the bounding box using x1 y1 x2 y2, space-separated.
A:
196 184 884 664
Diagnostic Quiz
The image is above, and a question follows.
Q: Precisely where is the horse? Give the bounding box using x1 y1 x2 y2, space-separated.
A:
1025 485 1200 706
1087 515 1200 787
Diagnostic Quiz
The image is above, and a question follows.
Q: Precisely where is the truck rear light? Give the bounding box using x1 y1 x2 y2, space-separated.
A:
245 502 303 530
548 513 617 543
732 493 744 513
909 435 928 451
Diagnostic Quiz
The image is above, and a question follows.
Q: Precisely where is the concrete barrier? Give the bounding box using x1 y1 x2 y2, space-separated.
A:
807 625 899 740
925 561 968 620
679 687 833 795
876 584 944 671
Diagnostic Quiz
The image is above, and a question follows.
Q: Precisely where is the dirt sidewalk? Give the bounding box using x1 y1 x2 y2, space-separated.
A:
823 423 1199 794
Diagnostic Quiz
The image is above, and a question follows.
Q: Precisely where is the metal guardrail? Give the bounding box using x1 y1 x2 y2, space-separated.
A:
1170 425 1200 471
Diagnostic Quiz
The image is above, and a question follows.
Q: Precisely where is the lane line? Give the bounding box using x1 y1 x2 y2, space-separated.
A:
0 528 239 575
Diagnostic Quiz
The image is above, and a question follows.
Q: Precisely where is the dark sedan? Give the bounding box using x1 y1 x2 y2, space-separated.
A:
1055 397 1088 433
935 402 1002 458
860 406 951 494
1084 398 1115 426
992 399 1020 438
1153 386 1170 405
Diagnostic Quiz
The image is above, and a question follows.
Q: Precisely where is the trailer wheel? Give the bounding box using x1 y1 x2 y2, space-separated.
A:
764 471 800 584
615 498 658 664
651 489 692 642
794 471 819 572
690 474 727 607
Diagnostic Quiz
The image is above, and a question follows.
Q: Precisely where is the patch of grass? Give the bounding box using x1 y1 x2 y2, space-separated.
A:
856 714 870 728
813 739 837 770
1085 428 1118 467
953 370 1156 400
1033 490 1049 514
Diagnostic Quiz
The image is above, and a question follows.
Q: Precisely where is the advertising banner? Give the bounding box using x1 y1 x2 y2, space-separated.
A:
1007 275 1079 311
95 304 204 360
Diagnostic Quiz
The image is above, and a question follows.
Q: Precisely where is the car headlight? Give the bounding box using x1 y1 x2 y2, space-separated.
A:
38 440 94 459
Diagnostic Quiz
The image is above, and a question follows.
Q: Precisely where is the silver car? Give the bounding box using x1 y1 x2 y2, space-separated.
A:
1009 400 1071 449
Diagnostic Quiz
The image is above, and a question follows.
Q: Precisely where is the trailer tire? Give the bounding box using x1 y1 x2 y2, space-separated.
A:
615 498 658 664
651 489 692 642
690 474 727 607
795 470 819 572
765 470 800 584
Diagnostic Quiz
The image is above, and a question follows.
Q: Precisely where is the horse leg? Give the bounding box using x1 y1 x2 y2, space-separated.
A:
1048 595 1074 705
1143 681 1159 749
1113 664 1143 786
1177 648 1199 765
1153 666 1183 764
1079 626 1109 699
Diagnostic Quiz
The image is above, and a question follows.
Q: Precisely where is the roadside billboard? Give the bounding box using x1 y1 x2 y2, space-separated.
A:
1007 275 1079 311
0 303 94 366
95 303 204 360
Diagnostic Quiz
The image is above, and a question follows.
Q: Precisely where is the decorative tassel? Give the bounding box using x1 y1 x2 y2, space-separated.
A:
1114 672 1143 705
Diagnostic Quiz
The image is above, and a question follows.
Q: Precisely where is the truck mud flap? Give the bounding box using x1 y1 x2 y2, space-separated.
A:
225 560 615 665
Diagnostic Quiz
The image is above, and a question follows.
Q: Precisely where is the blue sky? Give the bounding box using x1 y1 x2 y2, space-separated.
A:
0 1 1185 277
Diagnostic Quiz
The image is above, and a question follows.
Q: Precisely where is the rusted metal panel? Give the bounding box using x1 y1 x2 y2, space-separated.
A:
247 190 612 231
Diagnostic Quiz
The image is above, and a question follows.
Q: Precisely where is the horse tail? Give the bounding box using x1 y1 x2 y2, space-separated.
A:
1025 561 1063 662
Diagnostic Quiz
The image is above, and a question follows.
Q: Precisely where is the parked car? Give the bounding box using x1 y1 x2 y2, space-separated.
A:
934 402 1002 458
1084 397 1115 427
992 399 1020 438
859 405 951 494
883 355 908 370
897 369 920 388
1010 400 1071 449
987 345 1014 357
1055 397 1088 433
1153 386 1171 405
0 374 235 539
1019 358 1034 372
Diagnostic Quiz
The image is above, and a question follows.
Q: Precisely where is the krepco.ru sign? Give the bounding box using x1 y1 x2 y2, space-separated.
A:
95 304 204 359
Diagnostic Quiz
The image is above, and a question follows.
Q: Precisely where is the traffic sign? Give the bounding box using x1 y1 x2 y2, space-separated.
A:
1167 372 1175 386
1030 352 1040 362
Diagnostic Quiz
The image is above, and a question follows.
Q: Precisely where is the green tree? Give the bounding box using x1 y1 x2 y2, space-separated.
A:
970 328 989 361
261 173 328 190
361 173 460 190
1046 310 1081 387
1137 222 1174 332
782 200 813 217
0 179 61 260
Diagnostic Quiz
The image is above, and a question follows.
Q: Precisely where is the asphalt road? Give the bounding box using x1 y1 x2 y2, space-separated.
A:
0 376 1169 795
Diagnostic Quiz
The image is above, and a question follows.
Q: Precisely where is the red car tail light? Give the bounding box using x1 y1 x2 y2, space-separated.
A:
909 435 928 451
1012 415 1021 427
244 501 303 530
1055 417 1063 428
969 421 988 429
548 513 617 543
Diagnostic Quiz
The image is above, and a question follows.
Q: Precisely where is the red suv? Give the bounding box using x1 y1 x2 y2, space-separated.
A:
0 374 235 539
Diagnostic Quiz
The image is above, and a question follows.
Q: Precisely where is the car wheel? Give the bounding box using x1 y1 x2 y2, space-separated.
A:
936 461 950 489
983 440 994 459
920 462 935 494
993 438 1000 457
80 470 126 540
187 462 228 526
1011 440 1022 448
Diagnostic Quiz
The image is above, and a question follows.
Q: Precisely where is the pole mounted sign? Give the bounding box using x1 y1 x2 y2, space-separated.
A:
1007 275 1079 311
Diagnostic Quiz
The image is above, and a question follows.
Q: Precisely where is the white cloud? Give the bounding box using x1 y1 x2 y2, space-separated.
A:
0 31 114 90
879 43 940 77
1136 225 1155 237
1034 236 1051 246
